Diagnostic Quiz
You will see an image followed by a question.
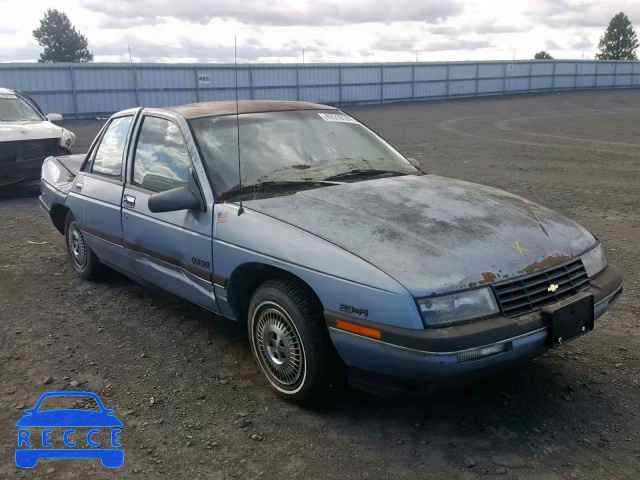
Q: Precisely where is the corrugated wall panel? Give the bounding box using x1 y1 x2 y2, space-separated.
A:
138 90 197 108
597 62 616 74
201 69 251 88
577 63 597 75
383 66 412 83
74 68 134 91
341 67 380 85
531 63 554 76
299 68 339 86
478 78 504 94
450 80 476 95
531 76 554 90
253 87 298 100
414 81 447 97
30 93 75 117
576 75 597 88
415 65 447 81
252 68 297 87
616 63 633 74
0 67 72 92
77 91 137 115
299 86 340 103
596 75 615 87
506 63 530 77
136 67 195 89
478 64 504 79
615 75 633 86
342 85 379 102
1 60 639 117
554 76 576 89
450 64 476 79
383 83 412 100
505 77 529 91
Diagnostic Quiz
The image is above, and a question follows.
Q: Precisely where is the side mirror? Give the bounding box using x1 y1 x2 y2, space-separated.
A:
407 157 420 169
23 408 35 415
46 113 63 123
148 187 200 213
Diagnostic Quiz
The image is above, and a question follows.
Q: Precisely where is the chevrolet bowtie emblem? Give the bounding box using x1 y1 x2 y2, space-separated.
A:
508 240 534 256
548 284 559 292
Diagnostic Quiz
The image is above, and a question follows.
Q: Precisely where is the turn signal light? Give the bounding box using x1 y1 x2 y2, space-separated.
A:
335 319 382 339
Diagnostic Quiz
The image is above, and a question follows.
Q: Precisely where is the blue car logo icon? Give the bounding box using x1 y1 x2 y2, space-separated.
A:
15 391 123 468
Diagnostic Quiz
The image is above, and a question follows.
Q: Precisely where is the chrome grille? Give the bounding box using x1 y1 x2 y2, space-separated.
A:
493 258 590 318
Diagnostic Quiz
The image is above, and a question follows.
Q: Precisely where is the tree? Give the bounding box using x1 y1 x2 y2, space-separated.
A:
33 9 93 62
596 12 638 60
534 51 554 59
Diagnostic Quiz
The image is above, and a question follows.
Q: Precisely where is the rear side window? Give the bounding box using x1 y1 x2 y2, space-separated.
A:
91 116 133 179
133 116 192 193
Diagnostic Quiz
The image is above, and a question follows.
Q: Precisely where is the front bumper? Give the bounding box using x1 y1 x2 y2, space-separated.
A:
326 265 623 385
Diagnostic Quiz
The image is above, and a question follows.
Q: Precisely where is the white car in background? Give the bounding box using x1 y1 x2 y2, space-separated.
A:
0 87 76 186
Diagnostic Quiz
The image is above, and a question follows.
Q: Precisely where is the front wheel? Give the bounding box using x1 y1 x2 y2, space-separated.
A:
248 278 334 404
65 212 101 280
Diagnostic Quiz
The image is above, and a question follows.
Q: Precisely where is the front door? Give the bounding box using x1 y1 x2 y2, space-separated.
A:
66 114 135 275
121 114 217 311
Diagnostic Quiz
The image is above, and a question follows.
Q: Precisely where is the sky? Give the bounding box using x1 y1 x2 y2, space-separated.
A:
0 0 638 63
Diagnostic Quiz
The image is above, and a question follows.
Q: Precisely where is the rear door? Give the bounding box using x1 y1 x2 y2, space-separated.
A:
65 114 136 275
121 112 217 311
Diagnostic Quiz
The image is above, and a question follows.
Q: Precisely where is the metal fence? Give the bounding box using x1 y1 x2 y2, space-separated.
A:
1 60 640 119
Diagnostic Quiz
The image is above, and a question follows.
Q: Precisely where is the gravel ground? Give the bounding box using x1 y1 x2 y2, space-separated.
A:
1 90 639 479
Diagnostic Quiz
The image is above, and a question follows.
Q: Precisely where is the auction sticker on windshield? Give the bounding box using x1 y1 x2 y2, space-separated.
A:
317 112 359 124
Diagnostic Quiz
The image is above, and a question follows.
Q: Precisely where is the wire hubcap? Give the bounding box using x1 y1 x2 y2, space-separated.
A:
254 305 303 386
69 225 87 268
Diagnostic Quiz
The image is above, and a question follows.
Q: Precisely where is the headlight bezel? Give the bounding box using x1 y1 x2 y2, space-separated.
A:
416 287 500 328
581 243 607 278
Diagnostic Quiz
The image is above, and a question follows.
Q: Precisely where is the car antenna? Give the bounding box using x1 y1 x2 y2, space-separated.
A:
234 36 244 216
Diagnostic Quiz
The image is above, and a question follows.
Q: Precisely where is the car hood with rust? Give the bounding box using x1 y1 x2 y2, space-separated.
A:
244 174 596 297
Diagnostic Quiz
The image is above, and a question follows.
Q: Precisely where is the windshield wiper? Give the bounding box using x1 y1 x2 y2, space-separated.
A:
323 170 406 181
220 180 342 201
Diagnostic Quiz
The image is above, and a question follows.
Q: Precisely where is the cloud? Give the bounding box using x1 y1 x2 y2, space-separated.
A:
370 36 420 52
93 37 301 62
422 38 493 52
529 0 640 29
0 26 17 35
0 44 41 62
86 0 463 27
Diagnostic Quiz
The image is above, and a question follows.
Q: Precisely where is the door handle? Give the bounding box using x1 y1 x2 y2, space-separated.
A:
123 194 136 208
74 181 83 193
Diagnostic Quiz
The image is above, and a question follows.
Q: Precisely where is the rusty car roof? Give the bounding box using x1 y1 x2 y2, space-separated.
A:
168 100 337 119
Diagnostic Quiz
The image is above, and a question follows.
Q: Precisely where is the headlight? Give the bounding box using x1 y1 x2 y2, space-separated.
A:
581 244 607 278
417 288 499 327
59 129 76 148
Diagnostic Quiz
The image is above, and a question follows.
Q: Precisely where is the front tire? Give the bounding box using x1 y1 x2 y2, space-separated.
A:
64 212 101 280
248 278 333 404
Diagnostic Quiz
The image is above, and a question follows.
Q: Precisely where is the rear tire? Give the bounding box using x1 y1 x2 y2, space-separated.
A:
248 278 335 404
64 212 101 280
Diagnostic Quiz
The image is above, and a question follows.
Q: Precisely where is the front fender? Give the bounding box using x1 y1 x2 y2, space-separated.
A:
213 204 423 330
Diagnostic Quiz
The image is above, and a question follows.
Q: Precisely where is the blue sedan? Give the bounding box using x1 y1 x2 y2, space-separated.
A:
39 101 623 403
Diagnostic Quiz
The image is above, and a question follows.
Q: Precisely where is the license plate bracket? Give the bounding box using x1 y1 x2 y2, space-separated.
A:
542 292 594 348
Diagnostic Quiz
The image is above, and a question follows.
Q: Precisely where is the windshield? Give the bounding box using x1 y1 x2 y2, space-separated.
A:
190 110 417 195
0 93 43 121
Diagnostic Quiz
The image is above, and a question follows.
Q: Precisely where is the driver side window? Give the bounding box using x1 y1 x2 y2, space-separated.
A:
91 116 133 179
133 116 193 192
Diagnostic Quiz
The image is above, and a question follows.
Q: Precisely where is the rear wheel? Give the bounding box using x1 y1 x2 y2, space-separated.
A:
248 278 335 404
65 212 101 280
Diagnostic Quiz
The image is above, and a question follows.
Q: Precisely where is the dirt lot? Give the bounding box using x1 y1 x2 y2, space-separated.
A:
1 90 639 479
